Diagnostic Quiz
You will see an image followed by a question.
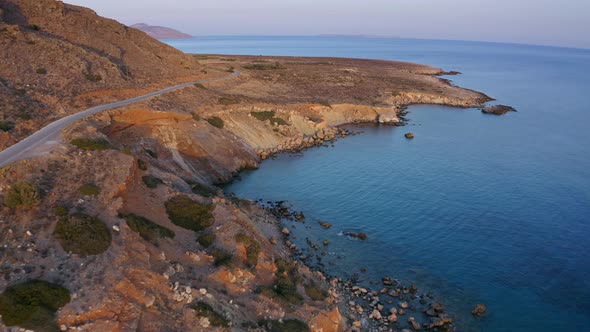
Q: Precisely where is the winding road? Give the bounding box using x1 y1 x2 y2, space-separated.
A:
0 71 240 168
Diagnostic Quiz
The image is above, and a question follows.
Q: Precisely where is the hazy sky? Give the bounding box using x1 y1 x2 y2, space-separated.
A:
65 0 590 49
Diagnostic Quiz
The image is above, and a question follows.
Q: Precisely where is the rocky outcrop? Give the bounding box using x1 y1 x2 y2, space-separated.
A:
481 105 517 115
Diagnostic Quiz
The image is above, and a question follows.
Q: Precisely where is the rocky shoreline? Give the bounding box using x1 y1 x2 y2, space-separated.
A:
251 200 458 331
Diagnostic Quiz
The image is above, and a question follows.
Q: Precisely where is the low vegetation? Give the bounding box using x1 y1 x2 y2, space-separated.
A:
54 206 69 217
194 83 207 89
197 232 216 248
317 100 332 108
164 195 214 232
0 280 70 330
187 180 215 197
36 68 47 75
144 148 158 159
54 213 112 256
250 111 288 126
85 73 102 82
211 249 234 267
0 121 15 132
304 281 328 301
258 319 310 332
217 97 237 105
4 181 39 209
243 62 283 70
137 159 148 171
260 258 303 305
142 175 163 189
207 116 224 128
191 301 229 327
235 233 261 268
121 213 174 244
27 24 41 31
70 138 111 151
77 184 101 196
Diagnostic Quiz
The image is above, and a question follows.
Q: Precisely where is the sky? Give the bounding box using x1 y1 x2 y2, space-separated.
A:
65 0 590 49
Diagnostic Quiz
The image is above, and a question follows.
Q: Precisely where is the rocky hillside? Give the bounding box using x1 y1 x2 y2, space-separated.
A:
131 23 192 39
0 0 206 150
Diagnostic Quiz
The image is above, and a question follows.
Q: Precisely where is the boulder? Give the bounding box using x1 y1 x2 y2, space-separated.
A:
404 133 414 139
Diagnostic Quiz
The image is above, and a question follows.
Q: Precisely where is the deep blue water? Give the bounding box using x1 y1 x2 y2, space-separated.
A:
166 37 590 331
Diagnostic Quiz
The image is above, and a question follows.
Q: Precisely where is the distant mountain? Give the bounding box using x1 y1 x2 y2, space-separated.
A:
131 23 191 39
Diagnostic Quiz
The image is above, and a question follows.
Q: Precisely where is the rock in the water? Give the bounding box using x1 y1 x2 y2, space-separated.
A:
472 303 487 316
408 317 421 330
481 105 516 115
388 313 398 322
281 227 291 236
319 221 333 229
370 309 382 320
405 133 414 139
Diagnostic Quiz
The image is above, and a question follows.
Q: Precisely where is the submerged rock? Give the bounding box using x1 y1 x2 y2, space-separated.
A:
481 104 516 115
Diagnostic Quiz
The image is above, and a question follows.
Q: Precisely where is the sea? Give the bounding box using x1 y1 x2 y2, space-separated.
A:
165 36 590 331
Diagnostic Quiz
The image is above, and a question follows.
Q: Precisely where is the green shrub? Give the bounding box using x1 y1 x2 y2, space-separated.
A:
142 175 163 189
187 181 215 197
191 112 201 121
318 100 332 108
0 121 15 132
54 206 69 217
85 73 102 82
304 282 327 301
27 24 41 31
191 301 229 327
121 213 174 244
226 66 235 73
207 116 224 128
258 319 310 332
211 249 233 267
197 233 216 248
77 184 101 196
250 111 288 126
269 258 303 305
0 280 70 330
36 68 47 75
4 182 39 209
217 97 237 105
54 213 111 256
194 83 207 89
144 148 158 159
164 195 214 232
220 58 236 62
70 138 111 151
242 62 283 70
137 159 148 171
235 233 260 268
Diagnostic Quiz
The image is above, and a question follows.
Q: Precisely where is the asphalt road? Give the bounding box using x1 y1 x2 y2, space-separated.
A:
0 71 240 168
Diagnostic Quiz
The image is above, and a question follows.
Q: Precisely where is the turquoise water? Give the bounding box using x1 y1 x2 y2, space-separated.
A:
167 37 590 331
